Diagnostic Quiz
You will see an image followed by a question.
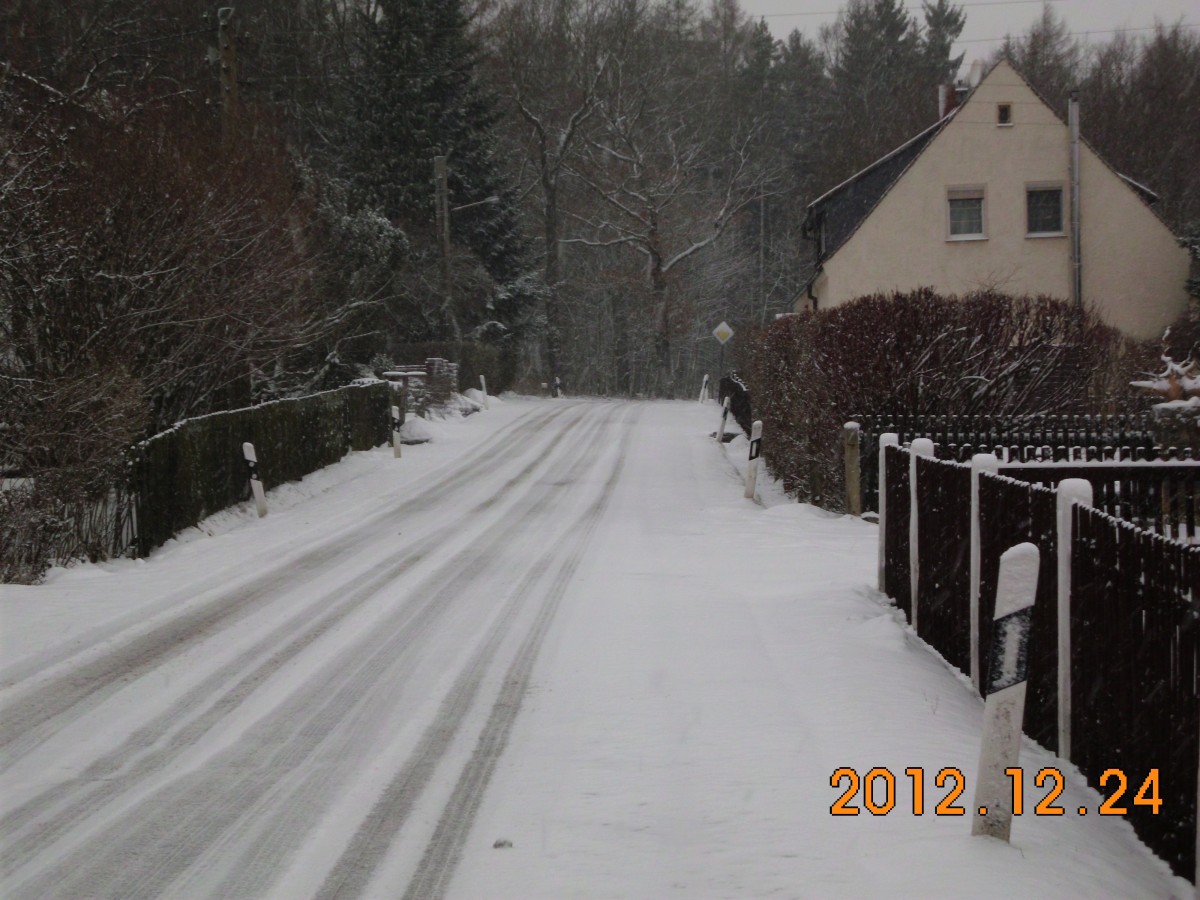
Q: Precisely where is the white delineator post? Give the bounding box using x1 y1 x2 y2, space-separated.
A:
970 453 1001 692
242 442 268 518
1056 478 1092 760
908 438 935 631
479 375 490 410
877 433 899 594
699 373 709 404
391 405 403 459
972 541 1040 841
744 420 763 500
717 396 730 442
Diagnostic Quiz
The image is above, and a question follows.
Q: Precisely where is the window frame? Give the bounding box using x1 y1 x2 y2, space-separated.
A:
946 186 987 241
1025 183 1065 237
997 103 1013 126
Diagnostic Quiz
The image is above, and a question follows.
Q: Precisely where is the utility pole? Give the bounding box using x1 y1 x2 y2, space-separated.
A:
433 156 459 341
217 7 238 153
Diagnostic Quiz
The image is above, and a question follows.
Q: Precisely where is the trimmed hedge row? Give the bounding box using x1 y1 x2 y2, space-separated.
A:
129 382 391 556
739 290 1128 510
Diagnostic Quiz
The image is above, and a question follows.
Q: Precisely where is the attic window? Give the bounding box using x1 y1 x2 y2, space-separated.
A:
997 103 1013 126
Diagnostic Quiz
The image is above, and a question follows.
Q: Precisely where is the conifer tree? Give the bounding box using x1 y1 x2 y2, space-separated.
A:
343 0 533 338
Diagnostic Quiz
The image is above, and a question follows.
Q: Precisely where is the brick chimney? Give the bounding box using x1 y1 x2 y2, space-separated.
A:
938 83 959 118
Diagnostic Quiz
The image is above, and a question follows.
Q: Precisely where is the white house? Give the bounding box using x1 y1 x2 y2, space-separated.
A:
797 60 1191 341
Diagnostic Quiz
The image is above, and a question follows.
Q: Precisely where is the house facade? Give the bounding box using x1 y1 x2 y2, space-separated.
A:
798 60 1190 341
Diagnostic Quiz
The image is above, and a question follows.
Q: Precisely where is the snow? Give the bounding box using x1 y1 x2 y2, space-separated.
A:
0 399 1190 899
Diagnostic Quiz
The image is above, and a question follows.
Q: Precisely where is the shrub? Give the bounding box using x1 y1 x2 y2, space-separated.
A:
741 289 1125 509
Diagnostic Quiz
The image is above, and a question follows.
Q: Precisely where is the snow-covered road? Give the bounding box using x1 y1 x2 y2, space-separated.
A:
0 399 1190 898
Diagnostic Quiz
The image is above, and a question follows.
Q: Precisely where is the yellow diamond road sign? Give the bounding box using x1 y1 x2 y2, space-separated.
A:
712 321 734 345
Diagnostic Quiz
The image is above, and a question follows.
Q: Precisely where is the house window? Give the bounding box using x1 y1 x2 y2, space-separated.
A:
1026 187 1064 235
947 188 985 239
997 103 1013 125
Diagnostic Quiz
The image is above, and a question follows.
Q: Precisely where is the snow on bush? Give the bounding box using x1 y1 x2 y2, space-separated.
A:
740 289 1126 509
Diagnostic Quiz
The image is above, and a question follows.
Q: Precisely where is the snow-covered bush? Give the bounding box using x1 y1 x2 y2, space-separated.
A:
741 289 1126 509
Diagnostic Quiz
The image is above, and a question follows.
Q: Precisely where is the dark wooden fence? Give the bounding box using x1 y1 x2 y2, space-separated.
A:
882 444 911 619
1071 504 1200 879
914 455 972 674
1002 461 1199 542
718 373 753 437
854 412 1159 511
883 444 1200 880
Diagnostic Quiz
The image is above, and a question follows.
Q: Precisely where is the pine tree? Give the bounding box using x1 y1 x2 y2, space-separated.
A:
343 0 533 338
922 0 966 87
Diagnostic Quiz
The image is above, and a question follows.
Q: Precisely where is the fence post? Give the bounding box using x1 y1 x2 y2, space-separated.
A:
744 420 763 500
479 375 490 410
878 433 899 594
242 442 268 518
843 422 862 516
972 541 1040 842
699 374 709 404
717 396 730 442
1056 478 1092 760
392 405 403 459
970 453 1001 692
908 438 935 631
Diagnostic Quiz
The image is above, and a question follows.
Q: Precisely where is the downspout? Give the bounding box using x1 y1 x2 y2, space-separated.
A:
807 265 823 310
1069 90 1082 310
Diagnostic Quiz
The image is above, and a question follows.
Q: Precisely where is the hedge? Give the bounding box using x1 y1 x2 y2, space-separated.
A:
740 289 1127 510
128 382 391 556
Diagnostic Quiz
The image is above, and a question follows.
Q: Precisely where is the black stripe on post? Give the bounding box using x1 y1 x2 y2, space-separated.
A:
245 459 261 482
984 606 1033 696
749 438 762 461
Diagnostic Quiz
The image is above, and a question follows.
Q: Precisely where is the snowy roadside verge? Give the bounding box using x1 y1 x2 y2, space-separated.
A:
0 393 533 675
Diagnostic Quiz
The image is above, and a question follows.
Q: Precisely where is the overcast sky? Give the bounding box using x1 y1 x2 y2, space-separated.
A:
740 0 1200 64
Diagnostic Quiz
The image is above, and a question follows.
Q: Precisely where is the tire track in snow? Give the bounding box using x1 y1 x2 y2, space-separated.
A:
0 402 584 765
400 404 640 900
314 404 641 900
0 404 610 865
0 403 628 900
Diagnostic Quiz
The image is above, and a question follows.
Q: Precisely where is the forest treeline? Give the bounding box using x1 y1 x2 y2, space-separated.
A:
2 0 1198 453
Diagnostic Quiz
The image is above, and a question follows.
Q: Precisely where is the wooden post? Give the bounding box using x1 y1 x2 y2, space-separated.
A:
843 422 862 516
877 433 899 594
908 438 935 631
217 7 238 153
970 453 1001 692
972 542 1040 842
744 420 763 500
242 442 267 517
1056 478 1092 759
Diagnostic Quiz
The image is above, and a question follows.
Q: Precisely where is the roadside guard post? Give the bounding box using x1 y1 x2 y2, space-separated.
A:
717 396 730 442
392 405 403 458
972 542 1040 841
242 442 268 517
744 420 763 500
